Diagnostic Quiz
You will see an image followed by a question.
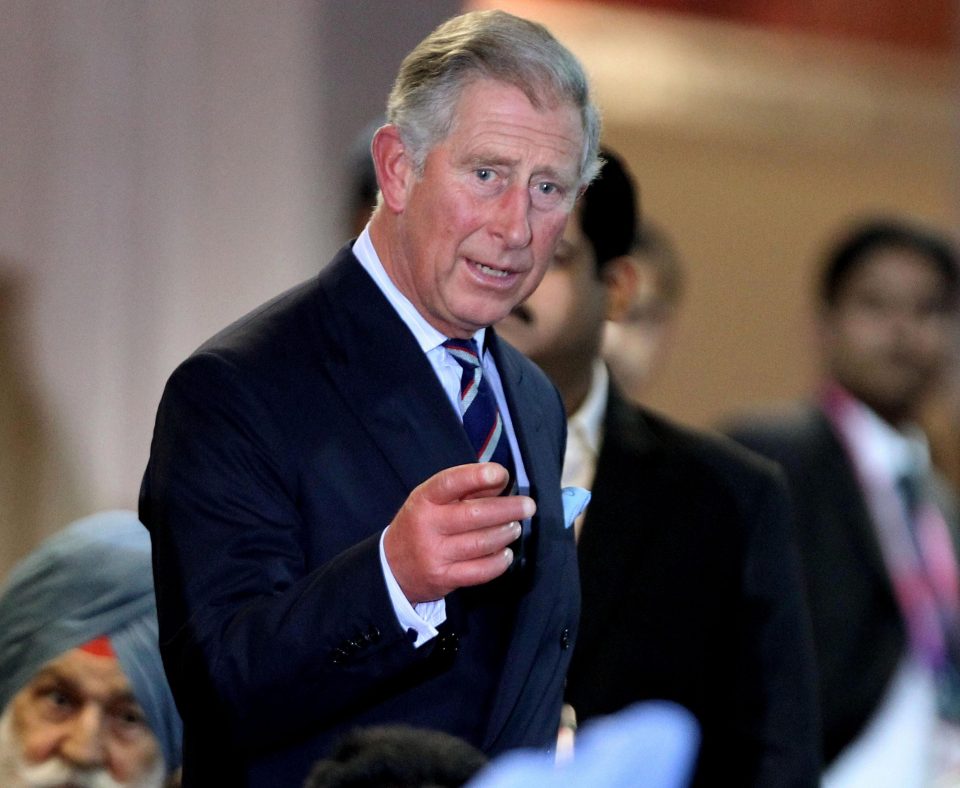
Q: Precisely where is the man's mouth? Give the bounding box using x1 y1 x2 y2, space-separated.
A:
474 260 511 279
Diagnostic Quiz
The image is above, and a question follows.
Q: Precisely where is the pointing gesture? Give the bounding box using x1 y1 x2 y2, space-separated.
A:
383 462 535 604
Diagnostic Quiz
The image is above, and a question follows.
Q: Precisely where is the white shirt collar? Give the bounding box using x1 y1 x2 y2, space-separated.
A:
569 360 609 457
352 225 486 352
829 387 930 484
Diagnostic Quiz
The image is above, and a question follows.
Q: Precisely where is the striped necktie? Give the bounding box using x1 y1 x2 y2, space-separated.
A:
442 338 515 481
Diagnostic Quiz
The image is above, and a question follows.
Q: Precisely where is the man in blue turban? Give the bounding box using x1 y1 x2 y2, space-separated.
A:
0 510 182 787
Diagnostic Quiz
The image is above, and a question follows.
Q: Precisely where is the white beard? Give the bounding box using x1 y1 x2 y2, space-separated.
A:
0 703 167 788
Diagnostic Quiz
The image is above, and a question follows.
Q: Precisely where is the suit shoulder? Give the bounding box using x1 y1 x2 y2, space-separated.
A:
722 402 834 467
638 406 788 493
171 249 363 388
196 277 322 361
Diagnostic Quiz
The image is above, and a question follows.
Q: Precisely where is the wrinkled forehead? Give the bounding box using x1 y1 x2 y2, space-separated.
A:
445 79 586 171
28 646 135 700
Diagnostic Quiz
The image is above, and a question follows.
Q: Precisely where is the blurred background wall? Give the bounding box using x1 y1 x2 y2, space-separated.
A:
1 0 957 576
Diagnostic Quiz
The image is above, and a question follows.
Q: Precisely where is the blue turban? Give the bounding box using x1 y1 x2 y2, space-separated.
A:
0 510 182 772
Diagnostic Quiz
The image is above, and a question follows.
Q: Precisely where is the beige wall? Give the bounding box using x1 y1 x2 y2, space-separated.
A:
0 0 459 578
473 0 959 430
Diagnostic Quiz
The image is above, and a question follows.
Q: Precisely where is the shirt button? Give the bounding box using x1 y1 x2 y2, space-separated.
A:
559 627 571 650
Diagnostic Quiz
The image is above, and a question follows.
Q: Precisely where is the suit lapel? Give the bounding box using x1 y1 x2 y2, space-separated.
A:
809 408 893 587
575 387 663 639
585 385 662 537
482 333 570 750
314 249 476 492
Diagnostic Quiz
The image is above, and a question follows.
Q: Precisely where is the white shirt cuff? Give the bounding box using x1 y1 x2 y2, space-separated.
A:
379 527 445 647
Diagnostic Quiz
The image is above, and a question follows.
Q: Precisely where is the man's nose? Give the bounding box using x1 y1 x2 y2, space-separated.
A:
493 185 532 249
59 706 107 768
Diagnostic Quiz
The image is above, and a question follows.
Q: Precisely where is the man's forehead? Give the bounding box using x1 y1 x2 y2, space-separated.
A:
31 647 134 698
449 83 582 164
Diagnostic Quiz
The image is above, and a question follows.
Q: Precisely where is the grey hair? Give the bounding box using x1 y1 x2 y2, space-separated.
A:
386 9 602 187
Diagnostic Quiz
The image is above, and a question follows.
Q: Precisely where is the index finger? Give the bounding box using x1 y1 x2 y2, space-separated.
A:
421 462 511 505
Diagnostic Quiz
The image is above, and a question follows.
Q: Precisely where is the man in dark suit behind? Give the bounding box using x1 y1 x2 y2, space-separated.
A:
139 10 601 786
496 148 820 786
727 219 960 785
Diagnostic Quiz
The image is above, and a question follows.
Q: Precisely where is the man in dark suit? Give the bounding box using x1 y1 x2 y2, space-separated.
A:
727 219 960 785
497 148 821 786
139 10 601 786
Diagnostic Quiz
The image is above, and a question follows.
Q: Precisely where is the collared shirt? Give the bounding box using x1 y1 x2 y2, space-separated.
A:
562 359 607 490
828 386 929 490
821 383 939 788
352 227 528 647
562 360 607 540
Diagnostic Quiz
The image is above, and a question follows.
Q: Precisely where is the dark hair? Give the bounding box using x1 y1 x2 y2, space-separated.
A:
347 118 383 217
819 218 960 309
579 147 639 275
305 725 488 788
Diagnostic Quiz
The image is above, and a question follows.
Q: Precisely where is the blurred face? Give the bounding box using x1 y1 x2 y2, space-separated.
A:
0 648 165 788
602 257 678 401
821 247 956 423
385 79 584 338
497 208 607 406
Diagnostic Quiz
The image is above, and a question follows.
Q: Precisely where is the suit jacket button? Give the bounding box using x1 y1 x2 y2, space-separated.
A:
437 631 459 657
559 627 571 650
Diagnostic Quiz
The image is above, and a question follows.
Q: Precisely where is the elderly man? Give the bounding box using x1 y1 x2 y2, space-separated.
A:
140 10 599 786
0 510 182 788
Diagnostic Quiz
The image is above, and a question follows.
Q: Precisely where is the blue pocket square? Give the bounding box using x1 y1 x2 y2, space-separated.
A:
561 487 591 529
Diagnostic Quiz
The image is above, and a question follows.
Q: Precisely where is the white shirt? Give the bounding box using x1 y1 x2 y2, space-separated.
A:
823 392 938 788
561 361 608 541
352 227 528 647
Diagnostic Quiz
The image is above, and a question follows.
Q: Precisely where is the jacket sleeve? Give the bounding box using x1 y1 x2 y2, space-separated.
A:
140 350 435 750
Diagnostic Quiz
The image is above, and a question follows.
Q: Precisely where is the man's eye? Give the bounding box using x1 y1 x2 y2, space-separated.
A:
533 181 564 207
43 688 71 706
37 687 78 719
109 706 152 742
475 168 494 182
113 706 148 726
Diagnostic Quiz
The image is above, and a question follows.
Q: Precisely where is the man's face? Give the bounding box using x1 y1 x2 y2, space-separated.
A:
0 648 165 788
497 208 607 384
820 246 956 422
602 257 678 401
386 79 585 338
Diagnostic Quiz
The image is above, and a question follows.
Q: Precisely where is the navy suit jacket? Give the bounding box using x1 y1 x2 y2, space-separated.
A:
566 389 821 787
140 247 579 787
726 404 906 765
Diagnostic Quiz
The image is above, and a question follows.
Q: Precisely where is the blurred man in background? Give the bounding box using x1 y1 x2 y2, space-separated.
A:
602 220 684 404
497 147 820 786
727 218 960 787
0 510 182 788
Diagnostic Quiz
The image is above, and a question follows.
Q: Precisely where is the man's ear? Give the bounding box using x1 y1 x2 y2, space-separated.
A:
371 124 413 213
602 256 639 321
